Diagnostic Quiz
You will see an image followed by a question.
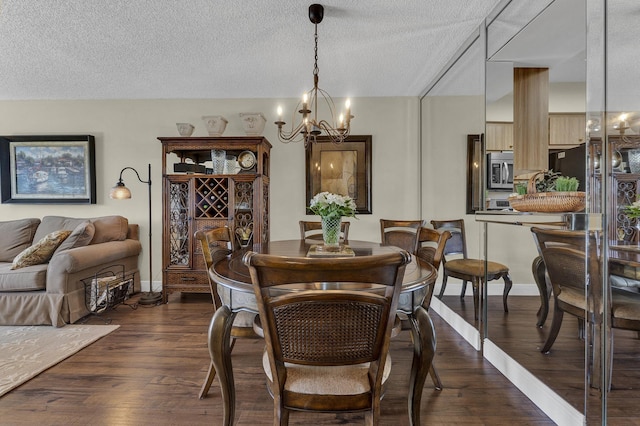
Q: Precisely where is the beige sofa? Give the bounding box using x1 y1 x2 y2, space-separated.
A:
0 215 141 327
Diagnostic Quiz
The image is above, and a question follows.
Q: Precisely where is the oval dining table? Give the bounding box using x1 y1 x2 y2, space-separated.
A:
207 239 438 426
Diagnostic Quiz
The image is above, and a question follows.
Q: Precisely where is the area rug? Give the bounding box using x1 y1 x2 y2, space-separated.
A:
0 324 119 397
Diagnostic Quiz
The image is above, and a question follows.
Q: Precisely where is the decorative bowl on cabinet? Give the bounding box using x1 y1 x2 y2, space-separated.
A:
202 116 228 137
176 123 195 137
239 112 266 136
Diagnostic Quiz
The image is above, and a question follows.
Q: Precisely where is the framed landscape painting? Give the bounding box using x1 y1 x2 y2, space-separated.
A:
0 135 96 204
305 135 372 214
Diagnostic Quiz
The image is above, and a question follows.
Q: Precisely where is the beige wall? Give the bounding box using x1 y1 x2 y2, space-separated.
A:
422 82 586 287
0 97 420 289
421 94 539 285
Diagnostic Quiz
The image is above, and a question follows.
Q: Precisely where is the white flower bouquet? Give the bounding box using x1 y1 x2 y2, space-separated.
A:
308 192 357 220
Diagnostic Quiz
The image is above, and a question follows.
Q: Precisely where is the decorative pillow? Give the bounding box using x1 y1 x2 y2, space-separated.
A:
11 230 72 270
0 218 41 262
32 216 89 244
53 220 96 255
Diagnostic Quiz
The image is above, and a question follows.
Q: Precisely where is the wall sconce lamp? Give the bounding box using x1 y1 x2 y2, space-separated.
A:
109 164 162 305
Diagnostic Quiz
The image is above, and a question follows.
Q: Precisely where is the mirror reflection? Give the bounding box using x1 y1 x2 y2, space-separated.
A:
420 31 486 348
422 0 639 423
484 0 589 421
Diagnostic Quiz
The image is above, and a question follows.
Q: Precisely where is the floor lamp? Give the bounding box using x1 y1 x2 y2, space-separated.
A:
109 163 162 305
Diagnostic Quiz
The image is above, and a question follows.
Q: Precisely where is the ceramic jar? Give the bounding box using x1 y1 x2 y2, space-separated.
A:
176 123 195 137
202 116 228 137
239 113 267 136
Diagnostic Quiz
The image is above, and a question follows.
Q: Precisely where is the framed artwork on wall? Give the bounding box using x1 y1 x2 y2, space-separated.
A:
0 135 97 204
305 135 372 214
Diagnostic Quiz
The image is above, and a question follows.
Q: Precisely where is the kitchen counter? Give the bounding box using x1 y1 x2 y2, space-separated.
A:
475 210 601 231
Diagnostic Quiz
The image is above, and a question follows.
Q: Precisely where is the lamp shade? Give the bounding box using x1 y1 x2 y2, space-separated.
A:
109 182 132 199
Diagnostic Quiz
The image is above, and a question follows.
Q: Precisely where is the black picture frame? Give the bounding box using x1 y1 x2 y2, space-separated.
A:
305 135 372 214
0 135 97 204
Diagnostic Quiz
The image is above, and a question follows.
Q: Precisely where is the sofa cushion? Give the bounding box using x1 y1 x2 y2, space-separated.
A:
33 216 88 244
54 220 95 255
11 230 72 270
0 262 48 291
90 216 129 244
0 218 41 262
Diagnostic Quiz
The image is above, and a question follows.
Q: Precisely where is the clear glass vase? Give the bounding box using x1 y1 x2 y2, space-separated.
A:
321 216 341 248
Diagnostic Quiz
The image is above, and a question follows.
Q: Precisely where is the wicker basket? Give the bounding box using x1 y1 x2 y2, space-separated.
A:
508 171 586 213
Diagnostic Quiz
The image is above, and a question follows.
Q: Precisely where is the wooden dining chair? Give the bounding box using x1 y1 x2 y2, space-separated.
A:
531 227 640 389
380 219 424 252
244 250 419 425
415 227 452 309
408 226 452 391
430 219 512 321
194 226 258 399
299 220 350 242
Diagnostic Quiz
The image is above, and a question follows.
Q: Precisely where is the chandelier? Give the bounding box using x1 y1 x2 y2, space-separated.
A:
275 4 353 146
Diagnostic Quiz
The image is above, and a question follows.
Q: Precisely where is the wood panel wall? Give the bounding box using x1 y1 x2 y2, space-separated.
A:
513 67 549 178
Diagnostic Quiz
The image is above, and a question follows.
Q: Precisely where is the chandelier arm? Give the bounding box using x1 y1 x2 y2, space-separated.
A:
317 120 350 144
277 120 308 143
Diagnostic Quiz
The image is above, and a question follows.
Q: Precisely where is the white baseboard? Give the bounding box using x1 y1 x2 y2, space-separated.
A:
436 281 540 297
430 296 481 350
483 339 584 426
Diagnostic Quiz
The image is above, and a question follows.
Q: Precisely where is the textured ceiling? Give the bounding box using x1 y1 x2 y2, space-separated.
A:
0 0 502 100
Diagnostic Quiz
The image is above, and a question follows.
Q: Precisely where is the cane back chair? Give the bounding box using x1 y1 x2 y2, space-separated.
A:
244 250 413 425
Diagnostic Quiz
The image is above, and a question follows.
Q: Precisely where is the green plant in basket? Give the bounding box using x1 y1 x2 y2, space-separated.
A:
515 183 528 195
535 170 561 192
555 176 580 192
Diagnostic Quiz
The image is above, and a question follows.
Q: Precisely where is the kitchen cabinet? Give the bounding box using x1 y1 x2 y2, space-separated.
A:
549 113 586 146
159 136 271 301
486 122 513 151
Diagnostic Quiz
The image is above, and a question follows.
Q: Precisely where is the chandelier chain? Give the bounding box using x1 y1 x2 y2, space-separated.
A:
313 24 319 77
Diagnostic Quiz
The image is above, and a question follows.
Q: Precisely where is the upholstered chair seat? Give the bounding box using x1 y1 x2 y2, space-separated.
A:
262 351 392 398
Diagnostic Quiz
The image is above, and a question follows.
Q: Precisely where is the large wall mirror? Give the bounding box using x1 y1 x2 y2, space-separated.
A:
484 0 589 423
422 0 638 423
420 28 486 349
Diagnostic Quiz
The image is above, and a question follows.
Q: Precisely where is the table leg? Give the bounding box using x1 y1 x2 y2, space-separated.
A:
408 306 436 426
208 305 237 426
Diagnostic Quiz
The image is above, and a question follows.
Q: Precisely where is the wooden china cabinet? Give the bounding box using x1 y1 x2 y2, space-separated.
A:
159 136 271 302
590 135 640 242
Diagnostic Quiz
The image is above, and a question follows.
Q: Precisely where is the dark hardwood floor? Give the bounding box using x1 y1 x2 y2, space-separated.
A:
442 294 640 426
0 293 555 425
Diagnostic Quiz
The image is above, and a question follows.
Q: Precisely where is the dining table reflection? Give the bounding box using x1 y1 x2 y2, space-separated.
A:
207 239 437 426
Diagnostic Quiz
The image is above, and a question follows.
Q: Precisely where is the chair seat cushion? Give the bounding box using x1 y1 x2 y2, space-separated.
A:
262 350 391 395
612 288 640 321
445 258 508 277
557 286 587 309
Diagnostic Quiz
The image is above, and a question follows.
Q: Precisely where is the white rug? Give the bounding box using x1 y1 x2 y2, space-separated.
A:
0 324 119 397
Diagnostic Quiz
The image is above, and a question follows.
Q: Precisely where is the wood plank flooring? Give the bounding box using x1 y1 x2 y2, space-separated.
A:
443 294 640 425
0 293 554 425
